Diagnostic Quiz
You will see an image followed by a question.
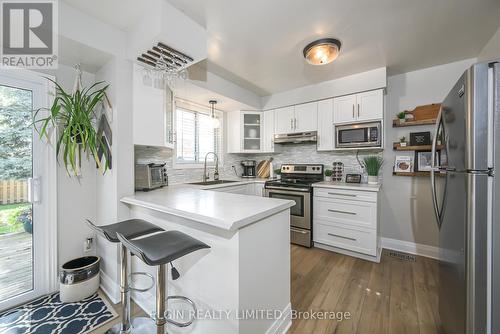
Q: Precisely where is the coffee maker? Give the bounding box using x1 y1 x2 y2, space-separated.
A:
241 160 257 178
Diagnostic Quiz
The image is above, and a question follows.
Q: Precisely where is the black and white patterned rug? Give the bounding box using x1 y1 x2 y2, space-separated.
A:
0 292 117 334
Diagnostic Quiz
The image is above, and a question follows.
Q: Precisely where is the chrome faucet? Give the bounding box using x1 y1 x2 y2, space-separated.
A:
203 152 219 182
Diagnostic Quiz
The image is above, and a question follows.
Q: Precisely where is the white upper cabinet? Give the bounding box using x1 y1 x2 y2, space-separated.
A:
333 89 383 124
274 106 295 134
333 94 357 124
356 89 384 122
274 102 318 134
263 109 275 153
317 99 334 151
132 64 175 148
227 111 264 153
294 102 318 132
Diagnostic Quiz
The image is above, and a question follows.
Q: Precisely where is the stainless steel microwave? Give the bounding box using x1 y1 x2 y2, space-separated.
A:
135 163 168 191
335 121 381 148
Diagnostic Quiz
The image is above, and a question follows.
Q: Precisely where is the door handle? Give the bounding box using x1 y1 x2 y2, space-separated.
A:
294 118 297 130
328 233 356 241
430 106 448 229
27 177 41 203
357 104 360 118
328 209 356 215
290 118 293 130
291 228 308 234
327 192 357 197
352 105 355 118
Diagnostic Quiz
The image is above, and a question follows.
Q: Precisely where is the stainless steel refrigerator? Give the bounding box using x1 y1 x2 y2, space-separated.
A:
431 61 499 334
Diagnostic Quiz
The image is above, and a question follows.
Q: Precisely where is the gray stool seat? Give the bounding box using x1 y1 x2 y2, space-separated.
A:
86 218 163 243
117 231 210 266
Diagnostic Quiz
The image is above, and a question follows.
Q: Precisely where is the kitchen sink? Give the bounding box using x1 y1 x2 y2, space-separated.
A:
187 180 239 186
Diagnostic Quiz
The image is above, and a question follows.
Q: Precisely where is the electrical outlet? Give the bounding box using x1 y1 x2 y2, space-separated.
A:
84 237 94 253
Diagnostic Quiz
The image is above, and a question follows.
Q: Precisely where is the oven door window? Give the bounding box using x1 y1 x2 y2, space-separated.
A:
339 128 367 143
269 192 304 217
150 168 164 184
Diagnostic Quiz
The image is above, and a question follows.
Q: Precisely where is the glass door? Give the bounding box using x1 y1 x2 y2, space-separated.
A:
243 112 261 151
0 71 56 312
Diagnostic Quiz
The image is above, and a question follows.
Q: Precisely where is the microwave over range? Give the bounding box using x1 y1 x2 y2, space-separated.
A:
335 121 381 149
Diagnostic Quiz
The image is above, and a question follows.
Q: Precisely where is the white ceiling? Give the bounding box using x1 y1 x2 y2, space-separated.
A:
62 0 500 97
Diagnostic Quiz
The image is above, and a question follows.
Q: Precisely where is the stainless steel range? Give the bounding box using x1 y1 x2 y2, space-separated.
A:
264 164 324 247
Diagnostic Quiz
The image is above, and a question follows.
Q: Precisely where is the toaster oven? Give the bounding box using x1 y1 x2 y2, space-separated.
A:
135 163 168 191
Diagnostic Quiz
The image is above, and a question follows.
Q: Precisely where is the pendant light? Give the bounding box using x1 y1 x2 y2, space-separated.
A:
303 38 342 65
209 100 220 129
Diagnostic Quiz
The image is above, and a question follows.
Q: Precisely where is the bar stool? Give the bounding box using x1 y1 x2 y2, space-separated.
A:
86 219 164 334
116 230 210 334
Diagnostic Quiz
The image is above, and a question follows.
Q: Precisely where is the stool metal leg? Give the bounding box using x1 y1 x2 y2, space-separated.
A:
155 264 167 334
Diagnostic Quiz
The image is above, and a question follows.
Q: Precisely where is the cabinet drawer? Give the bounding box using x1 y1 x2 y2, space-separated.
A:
313 197 376 229
314 187 377 203
313 222 377 256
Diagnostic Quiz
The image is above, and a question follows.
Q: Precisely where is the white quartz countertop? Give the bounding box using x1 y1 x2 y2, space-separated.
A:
313 181 381 192
121 181 293 232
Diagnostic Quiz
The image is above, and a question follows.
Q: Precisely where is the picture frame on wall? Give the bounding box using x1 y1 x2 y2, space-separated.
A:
394 155 413 173
415 151 440 172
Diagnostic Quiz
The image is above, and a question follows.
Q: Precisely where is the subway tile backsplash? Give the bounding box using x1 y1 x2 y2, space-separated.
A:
135 144 381 185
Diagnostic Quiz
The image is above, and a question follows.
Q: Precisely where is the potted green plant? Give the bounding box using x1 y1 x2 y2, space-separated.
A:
17 209 32 234
34 79 110 176
397 111 406 123
324 169 333 182
363 156 383 184
399 136 407 147
274 168 282 180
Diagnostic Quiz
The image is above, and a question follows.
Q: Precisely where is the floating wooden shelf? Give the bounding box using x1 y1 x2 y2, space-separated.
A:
393 171 444 177
392 143 444 151
392 119 437 127
393 171 431 177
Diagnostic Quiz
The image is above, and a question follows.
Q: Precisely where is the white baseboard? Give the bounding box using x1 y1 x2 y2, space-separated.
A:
266 303 292 334
100 269 120 304
381 237 440 260
314 243 382 263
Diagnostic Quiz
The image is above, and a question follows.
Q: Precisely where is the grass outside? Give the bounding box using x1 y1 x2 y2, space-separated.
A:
0 203 31 234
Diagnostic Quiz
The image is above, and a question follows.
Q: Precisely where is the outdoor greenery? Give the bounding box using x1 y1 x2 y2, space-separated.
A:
0 86 32 180
0 203 30 234
363 156 384 176
34 79 110 176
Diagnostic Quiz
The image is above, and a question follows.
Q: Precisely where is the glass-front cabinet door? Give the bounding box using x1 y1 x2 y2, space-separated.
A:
242 112 262 152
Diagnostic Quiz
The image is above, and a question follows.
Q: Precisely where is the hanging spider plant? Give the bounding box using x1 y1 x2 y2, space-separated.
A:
34 78 110 176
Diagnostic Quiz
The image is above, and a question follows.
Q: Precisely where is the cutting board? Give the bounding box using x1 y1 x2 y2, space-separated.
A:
257 158 273 178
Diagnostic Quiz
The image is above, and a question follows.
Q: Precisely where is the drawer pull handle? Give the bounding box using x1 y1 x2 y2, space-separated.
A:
328 209 356 215
291 228 308 234
328 233 357 241
327 192 357 197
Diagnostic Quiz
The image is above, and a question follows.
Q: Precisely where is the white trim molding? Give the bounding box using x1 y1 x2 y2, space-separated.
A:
265 302 292 334
381 237 440 260
99 270 120 304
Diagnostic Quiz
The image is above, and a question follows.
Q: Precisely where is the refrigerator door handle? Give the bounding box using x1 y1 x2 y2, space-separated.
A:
431 107 447 229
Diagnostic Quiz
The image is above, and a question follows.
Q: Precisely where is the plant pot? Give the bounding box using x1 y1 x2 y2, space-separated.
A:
399 118 406 124
400 142 407 147
368 175 379 184
325 176 332 182
60 256 100 302
276 175 281 180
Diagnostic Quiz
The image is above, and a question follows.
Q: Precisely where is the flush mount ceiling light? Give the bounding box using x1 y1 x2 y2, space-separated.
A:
303 38 342 65
209 100 220 129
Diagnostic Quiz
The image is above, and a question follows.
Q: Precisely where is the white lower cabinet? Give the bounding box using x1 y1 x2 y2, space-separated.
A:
210 182 265 196
313 186 381 262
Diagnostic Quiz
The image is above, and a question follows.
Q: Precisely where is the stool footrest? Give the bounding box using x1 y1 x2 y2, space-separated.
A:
128 272 155 292
165 296 197 328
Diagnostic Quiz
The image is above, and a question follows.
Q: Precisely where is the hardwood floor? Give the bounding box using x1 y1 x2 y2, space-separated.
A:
289 245 443 334
92 246 442 334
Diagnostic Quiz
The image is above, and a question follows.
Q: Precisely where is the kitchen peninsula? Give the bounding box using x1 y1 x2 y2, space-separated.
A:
120 184 294 334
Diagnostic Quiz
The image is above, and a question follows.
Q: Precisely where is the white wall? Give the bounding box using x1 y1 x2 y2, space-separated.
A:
381 58 476 247
478 27 500 62
261 67 387 110
94 57 134 302
34 64 98 266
